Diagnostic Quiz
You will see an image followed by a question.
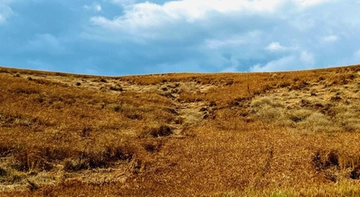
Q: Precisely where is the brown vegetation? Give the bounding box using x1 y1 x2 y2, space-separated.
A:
0 65 360 196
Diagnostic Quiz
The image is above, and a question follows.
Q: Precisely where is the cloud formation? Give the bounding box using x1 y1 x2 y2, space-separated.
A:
84 3 102 12
0 1 14 24
265 42 290 52
0 0 359 75
82 0 360 73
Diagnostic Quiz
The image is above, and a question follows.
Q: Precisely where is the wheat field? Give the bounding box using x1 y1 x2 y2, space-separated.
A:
0 65 360 196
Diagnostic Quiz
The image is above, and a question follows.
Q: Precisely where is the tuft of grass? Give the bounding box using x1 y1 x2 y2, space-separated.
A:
298 112 335 132
334 106 360 132
250 96 286 123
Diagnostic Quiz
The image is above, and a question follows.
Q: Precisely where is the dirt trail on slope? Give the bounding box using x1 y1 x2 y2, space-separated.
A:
12 73 217 136
0 72 218 191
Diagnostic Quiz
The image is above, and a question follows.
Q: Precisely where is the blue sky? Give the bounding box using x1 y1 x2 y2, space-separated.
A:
1 0 360 76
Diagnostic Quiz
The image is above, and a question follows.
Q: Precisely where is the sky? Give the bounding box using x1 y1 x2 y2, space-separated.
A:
0 0 360 76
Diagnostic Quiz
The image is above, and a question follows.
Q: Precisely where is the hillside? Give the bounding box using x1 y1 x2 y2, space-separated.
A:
0 65 360 196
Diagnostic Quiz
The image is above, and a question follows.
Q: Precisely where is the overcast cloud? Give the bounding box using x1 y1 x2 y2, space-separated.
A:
0 0 359 75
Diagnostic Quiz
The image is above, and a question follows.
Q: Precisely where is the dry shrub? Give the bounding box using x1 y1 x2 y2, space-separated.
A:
63 145 134 172
298 112 336 132
254 105 286 123
10 146 73 172
250 96 285 122
12 150 53 172
333 106 360 132
251 96 283 109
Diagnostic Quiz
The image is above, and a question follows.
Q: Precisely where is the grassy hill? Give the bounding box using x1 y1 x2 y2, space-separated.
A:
0 65 360 196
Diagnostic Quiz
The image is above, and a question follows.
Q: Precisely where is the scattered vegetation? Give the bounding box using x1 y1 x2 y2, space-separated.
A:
0 65 359 196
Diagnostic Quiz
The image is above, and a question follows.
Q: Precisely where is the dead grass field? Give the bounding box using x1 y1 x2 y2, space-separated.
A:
0 65 359 196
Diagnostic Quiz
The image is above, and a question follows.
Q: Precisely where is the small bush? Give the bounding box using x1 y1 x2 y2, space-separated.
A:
64 146 134 171
12 150 53 172
250 96 283 109
255 105 286 123
298 112 335 132
336 110 360 132
250 96 285 123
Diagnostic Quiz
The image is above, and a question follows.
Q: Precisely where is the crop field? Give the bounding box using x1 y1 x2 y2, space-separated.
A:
0 65 359 196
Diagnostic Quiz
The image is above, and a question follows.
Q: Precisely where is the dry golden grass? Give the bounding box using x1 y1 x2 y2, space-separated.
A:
0 65 359 196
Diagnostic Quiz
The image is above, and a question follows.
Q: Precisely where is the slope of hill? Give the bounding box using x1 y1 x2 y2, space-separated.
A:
0 65 360 196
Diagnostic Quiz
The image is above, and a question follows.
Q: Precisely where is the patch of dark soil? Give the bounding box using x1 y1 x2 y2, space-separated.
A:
110 86 123 92
312 150 339 171
0 167 7 176
228 97 250 107
143 142 162 153
330 95 342 102
149 125 173 138
350 166 360 180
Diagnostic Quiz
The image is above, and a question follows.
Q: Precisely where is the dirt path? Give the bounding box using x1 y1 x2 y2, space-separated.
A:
13 73 216 136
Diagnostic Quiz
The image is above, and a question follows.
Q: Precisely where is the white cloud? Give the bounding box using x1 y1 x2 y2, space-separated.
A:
0 2 14 24
89 0 288 39
88 0 339 43
293 0 335 8
206 31 262 49
321 35 338 43
250 50 315 72
265 42 289 52
84 3 102 12
110 0 138 6
82 0 360 73
300 51 315 65
250 56 296 72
